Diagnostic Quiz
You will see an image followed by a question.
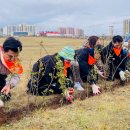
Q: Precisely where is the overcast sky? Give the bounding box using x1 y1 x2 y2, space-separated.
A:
0 0 130 35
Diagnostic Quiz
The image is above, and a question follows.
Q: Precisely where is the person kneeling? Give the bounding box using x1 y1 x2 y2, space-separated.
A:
27 46 75 103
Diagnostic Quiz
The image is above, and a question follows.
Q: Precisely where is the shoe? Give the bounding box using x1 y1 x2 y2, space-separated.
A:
74 82 84 91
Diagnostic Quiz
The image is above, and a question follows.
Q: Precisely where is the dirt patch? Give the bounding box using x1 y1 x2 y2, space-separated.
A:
0 79 130 126
6 95 62 124
0 107 7 125
0 91 90 126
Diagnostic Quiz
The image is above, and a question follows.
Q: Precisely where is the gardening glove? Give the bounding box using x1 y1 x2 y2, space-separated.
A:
119 71 126 81
98 71 106 78
92 84 101 95
125 70 130 75
68 88 75 95
66 95 73 103
0 93 4 107
0 99 4 107
64 88 74 103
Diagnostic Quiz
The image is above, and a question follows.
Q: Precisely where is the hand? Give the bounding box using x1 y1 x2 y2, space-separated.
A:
68 88 75 94
98 71 106 78
92 84 101 95
66 95 73 103
64 88 74 103
125 70 130 75
94 52 101 60
70 61 79 66
1 85 11 95
119 71 126 81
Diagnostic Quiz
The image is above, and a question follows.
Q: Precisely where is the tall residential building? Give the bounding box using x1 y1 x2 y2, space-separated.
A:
108 26 113 37
75 28 84 37
123 19 130 36
2 24 38 36
0 28 2 36
58 27 66 35
58 27 84 37
66 27 75 36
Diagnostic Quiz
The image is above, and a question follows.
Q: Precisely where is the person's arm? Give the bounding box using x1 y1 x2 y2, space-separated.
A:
117 51 128 81
117 51 128 72
78 48 90 77
6 74 20 88
1 74 20 95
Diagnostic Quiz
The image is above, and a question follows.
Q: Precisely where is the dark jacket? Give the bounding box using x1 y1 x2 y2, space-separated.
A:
75 48 97 84
27 53 73 95
0 74 7 91
101 42 128 79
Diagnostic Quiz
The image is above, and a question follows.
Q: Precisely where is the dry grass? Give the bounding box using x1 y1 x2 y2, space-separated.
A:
0 37 130 130
1 86 130 130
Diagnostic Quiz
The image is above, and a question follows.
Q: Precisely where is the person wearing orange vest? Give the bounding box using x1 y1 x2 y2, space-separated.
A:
27 46 75 103
0 37 23 107
123 35 130 72
75 36 102 95
101 35 128 82
127 49 130 71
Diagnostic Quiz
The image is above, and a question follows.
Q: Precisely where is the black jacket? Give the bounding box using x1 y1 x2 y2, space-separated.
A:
101 42 128 79
0 74 7 91
27 53 73 95
75 48 96 83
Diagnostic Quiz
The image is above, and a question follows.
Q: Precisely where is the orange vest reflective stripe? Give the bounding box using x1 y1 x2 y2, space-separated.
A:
64 60 71 76
0 46 23 74
113 47 122 56
88 54 96 65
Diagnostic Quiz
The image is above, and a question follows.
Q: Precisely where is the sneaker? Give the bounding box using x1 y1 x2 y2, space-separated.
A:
0 99 4 107
74 82 84 91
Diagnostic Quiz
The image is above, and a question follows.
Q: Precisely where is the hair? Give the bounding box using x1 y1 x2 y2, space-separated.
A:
112 35 123 43
88 36 99 48
3 37 22 52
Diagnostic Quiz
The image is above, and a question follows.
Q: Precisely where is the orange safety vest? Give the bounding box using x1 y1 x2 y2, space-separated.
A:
113 47 122 56
88 54 96 65
128 53 130 58
0 46 23 74
64 60 71 76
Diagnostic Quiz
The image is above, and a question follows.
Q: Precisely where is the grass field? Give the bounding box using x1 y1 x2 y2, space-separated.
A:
0 37 130 130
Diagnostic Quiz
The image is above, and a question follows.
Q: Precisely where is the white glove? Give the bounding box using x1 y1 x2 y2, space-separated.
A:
92 84 101 95
98 71 105 78
125 70 130 75
0 99 4 107
70 61 79 66
119 71 126 81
